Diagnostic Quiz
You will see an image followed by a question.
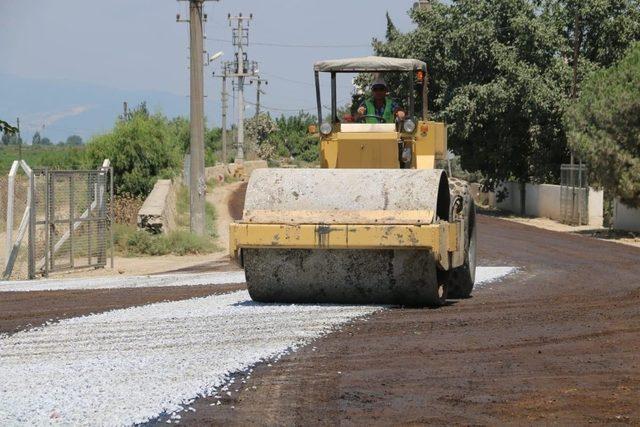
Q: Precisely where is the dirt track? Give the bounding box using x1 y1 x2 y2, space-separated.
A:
174 214 640 425
2 183 639 424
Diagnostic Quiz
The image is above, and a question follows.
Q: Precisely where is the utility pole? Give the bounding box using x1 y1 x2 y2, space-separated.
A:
213 61 233 165
16 117 21 160
176 0 217 236
221 73 228 164
570 12 583 224
252 77 268 118
228 13 253 163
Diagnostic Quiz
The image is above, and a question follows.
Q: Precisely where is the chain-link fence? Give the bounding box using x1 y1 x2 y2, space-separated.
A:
560 163 589 226
1 162 113 280
30 168 113 278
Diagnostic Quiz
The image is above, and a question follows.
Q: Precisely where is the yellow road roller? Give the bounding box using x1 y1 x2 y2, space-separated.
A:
229 56 476 306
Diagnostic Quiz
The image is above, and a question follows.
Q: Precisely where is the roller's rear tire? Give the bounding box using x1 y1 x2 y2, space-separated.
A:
448 179 477 299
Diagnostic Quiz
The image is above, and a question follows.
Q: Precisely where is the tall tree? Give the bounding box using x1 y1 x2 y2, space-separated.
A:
374 0 570 208
566 43 640 207
373 0 640 211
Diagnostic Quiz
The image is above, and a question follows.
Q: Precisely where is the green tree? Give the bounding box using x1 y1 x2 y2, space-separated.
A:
270 113 319 162
245 114 278 160
373 0 640 212
40 136 52 146
84 112 182 197
566 43 640 207
32 131 42 146
65 135 83 146
2 133 22 145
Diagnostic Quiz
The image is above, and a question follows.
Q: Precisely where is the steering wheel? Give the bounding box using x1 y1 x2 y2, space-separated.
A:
358 114 386 124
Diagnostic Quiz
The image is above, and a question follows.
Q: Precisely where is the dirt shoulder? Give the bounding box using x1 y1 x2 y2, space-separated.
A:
176 214 640 425
482 209 640 248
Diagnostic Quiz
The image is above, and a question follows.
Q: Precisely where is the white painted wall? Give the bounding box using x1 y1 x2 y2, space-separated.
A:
494 181 603 227
613 199 640 232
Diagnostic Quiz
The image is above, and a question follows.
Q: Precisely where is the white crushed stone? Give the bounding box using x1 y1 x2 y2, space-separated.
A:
0 267 515 425
0 271 246 292
474 267 517 287
0 291 379 426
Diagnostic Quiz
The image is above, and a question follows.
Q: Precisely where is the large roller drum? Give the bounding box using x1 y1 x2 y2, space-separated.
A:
239 168 453 306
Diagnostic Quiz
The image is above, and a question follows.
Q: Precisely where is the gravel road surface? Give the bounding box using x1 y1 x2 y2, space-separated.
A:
173 215 640 425
0 208 638 425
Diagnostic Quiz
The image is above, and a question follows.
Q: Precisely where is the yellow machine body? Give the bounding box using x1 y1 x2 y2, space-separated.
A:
227 56 475 306
320 121 448 170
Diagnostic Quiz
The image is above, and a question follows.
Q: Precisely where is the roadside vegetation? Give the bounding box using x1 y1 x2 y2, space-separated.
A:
566 42 640 208
373 0 640 207
112 180 218 257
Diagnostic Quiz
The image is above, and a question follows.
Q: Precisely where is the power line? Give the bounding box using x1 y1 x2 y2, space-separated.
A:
209 37 370 49
245 96 352 114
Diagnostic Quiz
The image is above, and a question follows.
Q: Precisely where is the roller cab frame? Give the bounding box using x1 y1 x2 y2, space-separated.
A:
229 56 476 306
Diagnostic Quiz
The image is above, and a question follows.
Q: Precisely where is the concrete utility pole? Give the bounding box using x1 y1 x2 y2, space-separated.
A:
228 13 254 163
252 77 268 118
221 73 228 164
177 0 217 236
213 61 233 165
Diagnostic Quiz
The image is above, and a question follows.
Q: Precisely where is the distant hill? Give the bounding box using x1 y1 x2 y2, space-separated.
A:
0 73 189 144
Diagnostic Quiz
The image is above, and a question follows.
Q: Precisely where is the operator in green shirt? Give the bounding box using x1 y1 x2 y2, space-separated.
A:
354 77 406 124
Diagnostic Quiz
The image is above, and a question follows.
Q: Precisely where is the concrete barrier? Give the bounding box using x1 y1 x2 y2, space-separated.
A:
613 199 640 232
472 181 603 227
137 180 177 234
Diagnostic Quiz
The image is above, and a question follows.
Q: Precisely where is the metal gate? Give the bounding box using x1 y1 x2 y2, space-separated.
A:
560 163 588 226
29 167 113 278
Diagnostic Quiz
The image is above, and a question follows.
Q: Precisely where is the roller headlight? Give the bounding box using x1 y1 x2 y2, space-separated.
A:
320 122 333 135
403 119 416 133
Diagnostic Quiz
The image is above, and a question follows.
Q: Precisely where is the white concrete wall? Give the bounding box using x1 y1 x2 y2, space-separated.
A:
494 181 603 227
613 199 640 232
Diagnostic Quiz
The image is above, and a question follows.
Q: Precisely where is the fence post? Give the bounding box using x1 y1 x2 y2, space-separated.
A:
28 168 35 279
109 167 114 269
6 161 18 262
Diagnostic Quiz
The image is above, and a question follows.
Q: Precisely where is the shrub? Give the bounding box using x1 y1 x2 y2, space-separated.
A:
113 224 215 256
84 111 182 197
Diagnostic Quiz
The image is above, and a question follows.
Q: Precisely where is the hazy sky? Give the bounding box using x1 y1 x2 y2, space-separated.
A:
0 0 417 121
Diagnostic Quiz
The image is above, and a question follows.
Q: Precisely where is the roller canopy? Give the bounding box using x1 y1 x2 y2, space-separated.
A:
314 56 427 73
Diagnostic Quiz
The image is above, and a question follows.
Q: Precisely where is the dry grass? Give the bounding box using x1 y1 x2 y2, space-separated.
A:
113 193 144 225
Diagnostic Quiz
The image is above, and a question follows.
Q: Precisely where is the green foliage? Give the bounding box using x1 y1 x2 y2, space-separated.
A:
84 110 182 197
270 113 319 162
245 114 279 160
0 145 85 173
372 0 640 188
167 116 221 166
175 184 217 238
113 224 215 256
566 43 640 207
65 135 83 146
1 133 22 146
